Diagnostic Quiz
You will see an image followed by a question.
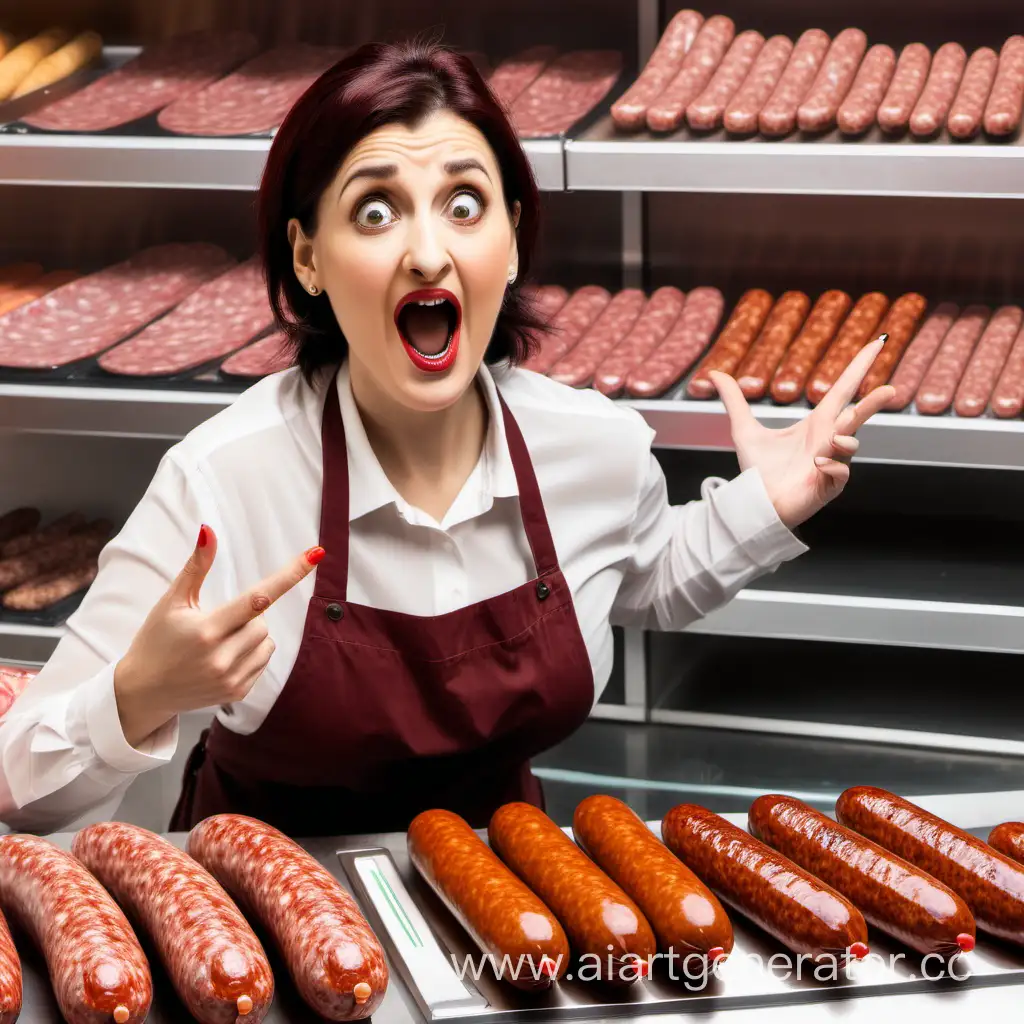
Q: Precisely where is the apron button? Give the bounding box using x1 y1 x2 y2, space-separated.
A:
325 602 344 621
535 581 550 601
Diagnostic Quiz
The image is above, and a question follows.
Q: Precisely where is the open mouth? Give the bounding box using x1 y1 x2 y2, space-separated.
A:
394 289 462 373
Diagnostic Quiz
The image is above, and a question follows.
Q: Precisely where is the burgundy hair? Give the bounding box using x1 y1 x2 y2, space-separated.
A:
257 39 547 383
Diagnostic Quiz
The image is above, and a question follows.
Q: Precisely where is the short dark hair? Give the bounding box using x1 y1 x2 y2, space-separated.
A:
257 39 547 384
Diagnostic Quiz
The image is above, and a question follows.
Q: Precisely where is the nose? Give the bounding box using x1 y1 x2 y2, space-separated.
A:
402 211 451 283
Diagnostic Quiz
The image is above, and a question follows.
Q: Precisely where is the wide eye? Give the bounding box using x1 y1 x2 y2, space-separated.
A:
355 199 395 229
447 191 483 223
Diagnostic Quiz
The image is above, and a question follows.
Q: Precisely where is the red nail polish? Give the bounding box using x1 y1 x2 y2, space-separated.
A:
197 525 209 548
306 546 326 566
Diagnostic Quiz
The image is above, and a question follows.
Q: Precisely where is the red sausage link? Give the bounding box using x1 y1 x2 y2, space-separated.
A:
612 10 704 131
724 36 794 135
878 43 931 132
0 910 19 1024
593 286 686 397
910 43 967 137
990 319 1024 418
573 795 733 964
187 814 388 1021
687 288 773 399
735 290 811 400
686 30 764 132
953 305 1023 417
749 795 976 959
647 16 736 133
661 804 869 964
73 822 274 1024
989 823 1024 865
488 802 657 984
983 35 1024 136
805 292 888 405
623 287 724 398
759 29 830 136
914 305 989 415
797 28 868 132
837 45 896 136
0 834 152 1024
857 292 927 397
948 47 999 139
837 786 1024 946
408 809 569 990
770 290 852 404
521 286 610 375
884 303 957 410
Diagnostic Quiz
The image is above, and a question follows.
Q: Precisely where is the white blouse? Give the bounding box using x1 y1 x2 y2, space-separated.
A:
0 361 806 832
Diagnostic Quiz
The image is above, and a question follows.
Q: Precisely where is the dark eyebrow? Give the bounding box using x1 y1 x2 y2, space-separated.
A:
444 158 491 180
339 164 397 195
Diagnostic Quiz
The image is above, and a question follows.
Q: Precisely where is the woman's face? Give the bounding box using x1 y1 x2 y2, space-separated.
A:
289 109 519 413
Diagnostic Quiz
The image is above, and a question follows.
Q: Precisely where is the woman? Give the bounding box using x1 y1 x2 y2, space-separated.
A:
0 41 892 836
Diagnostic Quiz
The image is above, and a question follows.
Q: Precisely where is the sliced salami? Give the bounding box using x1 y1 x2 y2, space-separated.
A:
23 30 260 132
0 243 232 370
158 44 345 136
219 331 294 379
487 46 558 108
953 305 1023 417
521 286 610 374
99 258 273 377
510 51 622 137
885 303 957 410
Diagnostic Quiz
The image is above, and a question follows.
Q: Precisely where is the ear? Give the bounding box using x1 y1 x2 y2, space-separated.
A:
287 217 317 293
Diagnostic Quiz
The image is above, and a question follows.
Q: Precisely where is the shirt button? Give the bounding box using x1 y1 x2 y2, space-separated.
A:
325 602 344 621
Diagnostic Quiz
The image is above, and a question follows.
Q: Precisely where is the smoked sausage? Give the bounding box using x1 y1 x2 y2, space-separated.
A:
73 822 274 1024
769 290 851 404
953 305 1023 417
805 292 888 405
836 786 1024 946
686 30 764 132
488 802 656 984
948 47 999 139
910 43 967 137
0 833 152 1024
878 44 931 133
988 823 1024 865
837 44 896 136
408 809 569 990
687 288 773 399
749 795 976 958
572 795 733 965
983 35 1024 136
797 28 868 132
661 804 869 964
759 29 830 137
884 303 957 410
735 290 811 400
2 557 99 611
990 320 1024 418
915 305 989 415
724 36 794 135
187 814 388 1021
857 292 927 397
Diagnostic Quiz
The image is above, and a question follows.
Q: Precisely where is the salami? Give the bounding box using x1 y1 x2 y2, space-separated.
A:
509 51 621 137
884 303 957 410
983 35 1024 136
0 243 231 370
486 46 557 109
23 31 260 132
910 43 967 137
158 44 345 136
99 258 272 376
878 43 931 133
797 28 868 133
593 286 686 397
724 36 794 135
857 292 928 396
770 290 852 404
686 30 765 132
759 29 831 136
915 305 989 415
0 664 36 719
1 558 99 611
837 45 897 136
548 288 646 387
948 47 999 139
220 330 294 379
990 321 1024 418
646 15 736 133
0 507 40 545
953 305 1023 417
687 288 773 399
0 510 86 558
521 285 610 374
612 10 704 131
625 287 725 398
805 292 889 405
735 291 811 400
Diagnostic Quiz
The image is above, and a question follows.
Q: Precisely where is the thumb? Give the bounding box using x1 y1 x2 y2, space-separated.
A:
171 524 217 607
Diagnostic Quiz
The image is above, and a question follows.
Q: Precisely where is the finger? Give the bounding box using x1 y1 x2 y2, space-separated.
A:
225 636 276 704
814 455 851 491
835 384 895 436
218 615 270 665
210 545 324 636
813 336 886 424
707 370 759 437
830 434 859 458
170 524 217 607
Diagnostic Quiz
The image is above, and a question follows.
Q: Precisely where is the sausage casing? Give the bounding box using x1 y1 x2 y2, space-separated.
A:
857 292 927 396
735 290 811 400
805 292 888 404
0 910 20 1024
769 290 851 404
878 43 931 132
989 823 1024 865
759 29 830 137
724 36 794 135
948 47 998 139
983 35 1024 136
884 303 957 410
797 28 868 132
910 42 967 137
837 44 896 136
687 288 773 399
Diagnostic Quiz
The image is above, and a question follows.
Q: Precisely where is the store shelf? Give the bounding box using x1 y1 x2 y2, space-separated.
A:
566 116 1024 199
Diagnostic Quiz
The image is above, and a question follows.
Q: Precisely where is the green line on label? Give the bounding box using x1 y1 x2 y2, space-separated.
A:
371 867 422 947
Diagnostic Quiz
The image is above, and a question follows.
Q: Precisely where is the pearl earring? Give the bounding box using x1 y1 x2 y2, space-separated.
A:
309 284 318 295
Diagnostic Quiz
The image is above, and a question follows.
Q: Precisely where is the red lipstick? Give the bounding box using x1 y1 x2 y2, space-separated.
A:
394 288 462 373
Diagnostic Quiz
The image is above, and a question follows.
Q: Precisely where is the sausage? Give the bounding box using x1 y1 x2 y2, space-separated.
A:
948 47 999 139
661 804 869 964
407 809 569 990
0 510 87 558
0 910 19 1024
735 291 811 400
612 9 704 131
857 292 928 397
748 795 976 959
2 557 99 610
805 292 889 405
770 290 852 404
73 822 274 1024
521 286 610 375
878 43 931 133
837 45 897 136
593 286 686 397
572 795 733 964
989 823 1024 865
759 29 831 136
884 303 958 410
983 35 1024 136
0 834 152 1024
0 507 40 545
990 320 1024 418
0 520 112 592
187 814 388 1020
548 289 646 387
646 16 736 133
686 30 765 132
687 289 773 399
836 786 1024 946
915 305 989 415
910 43 967 137
724 36 794 135
952 305 1023 417
488 802 657 984
797 28 869 133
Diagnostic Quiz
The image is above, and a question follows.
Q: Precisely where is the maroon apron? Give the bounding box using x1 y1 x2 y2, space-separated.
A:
170 373 594 836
